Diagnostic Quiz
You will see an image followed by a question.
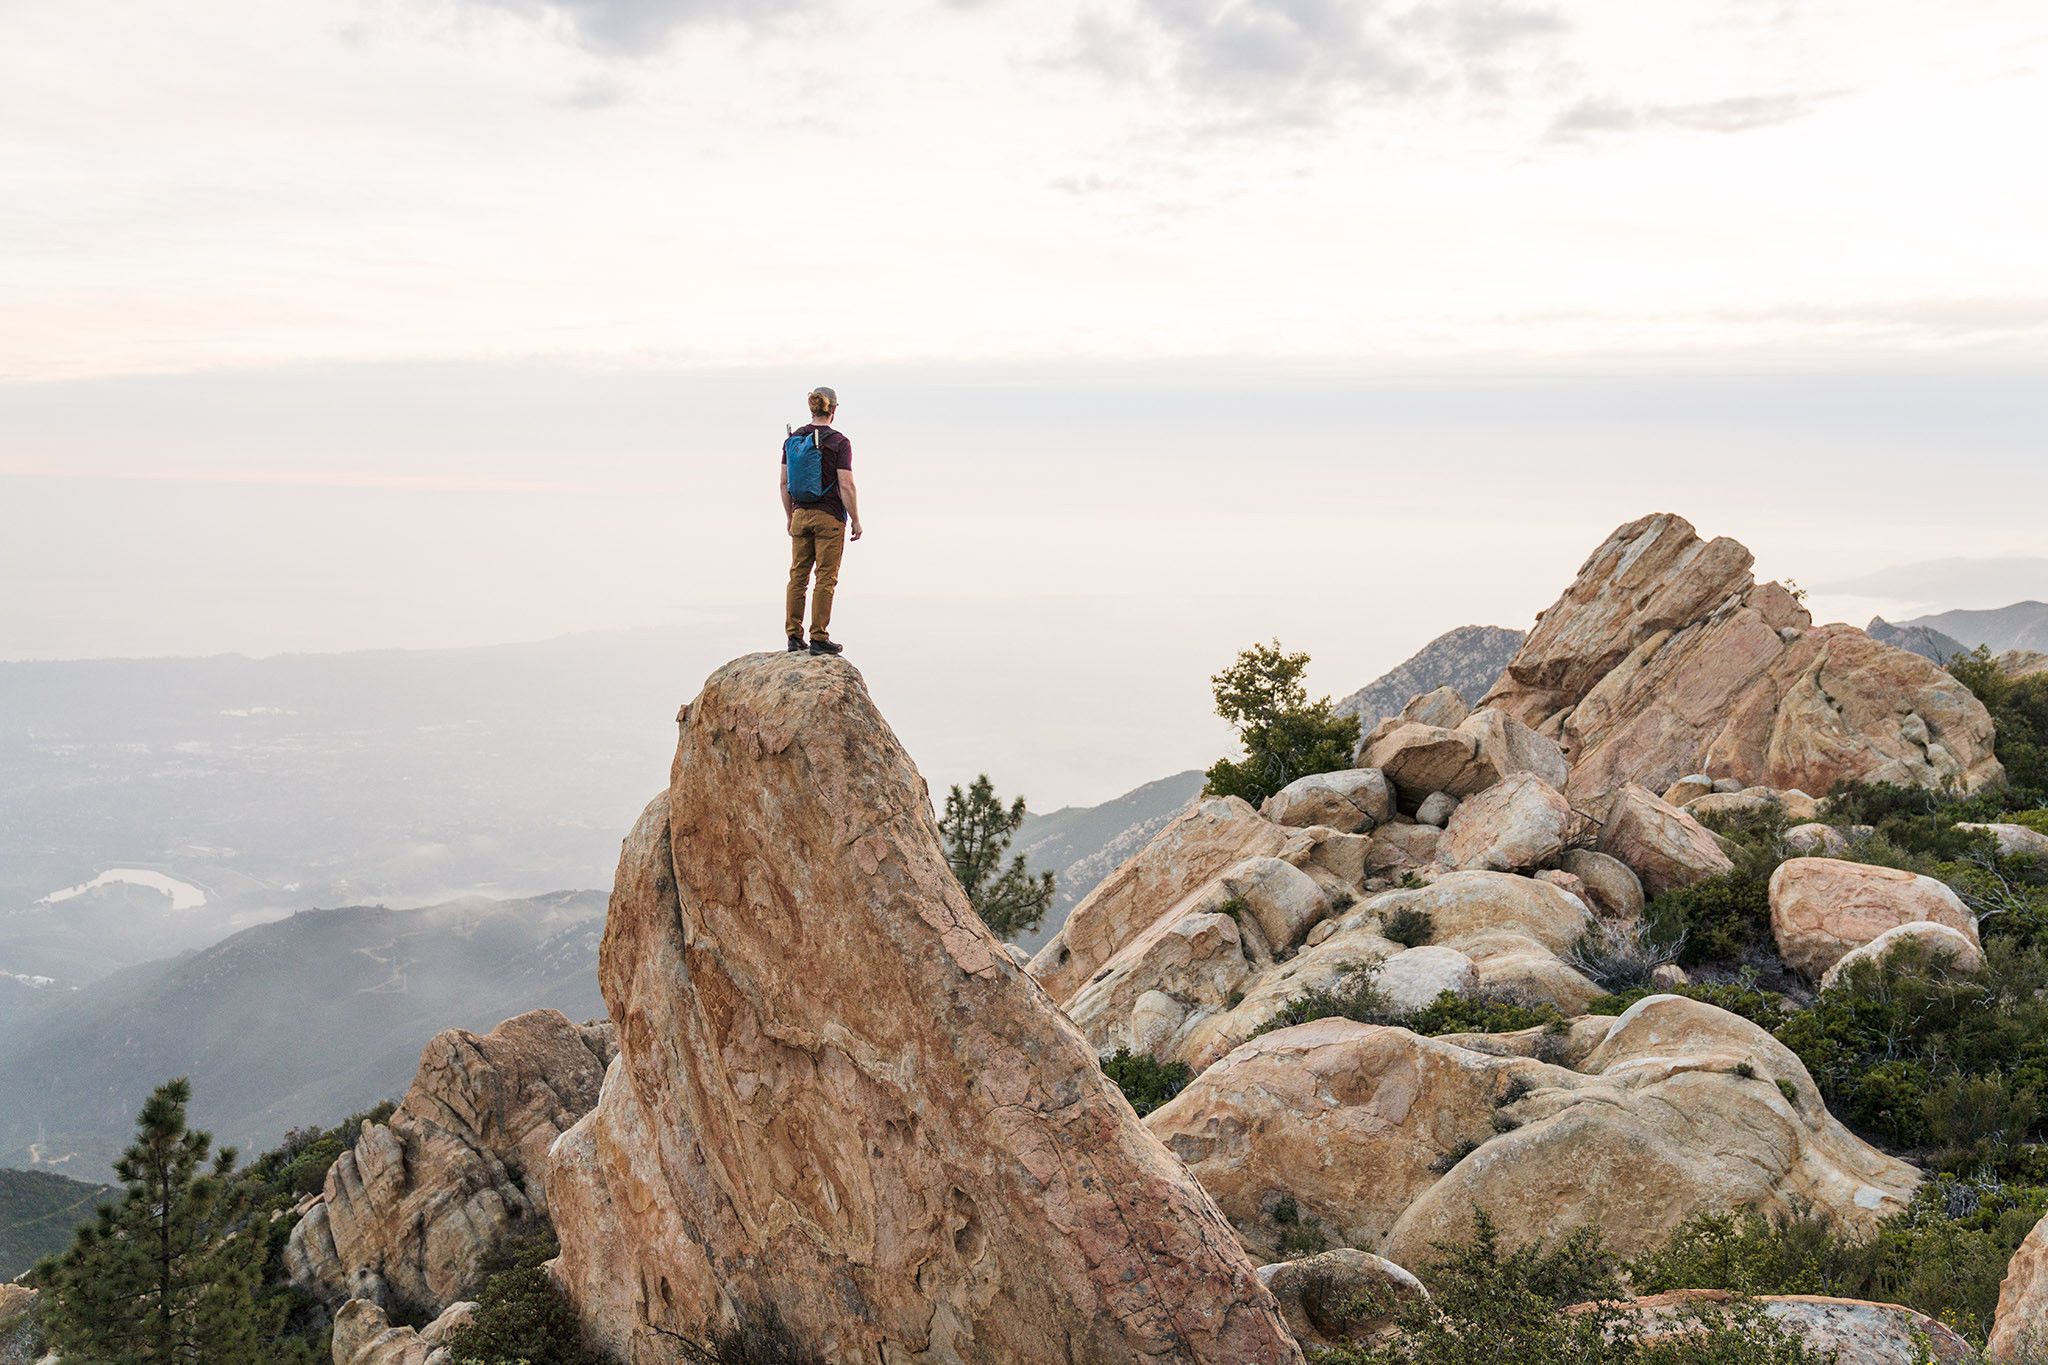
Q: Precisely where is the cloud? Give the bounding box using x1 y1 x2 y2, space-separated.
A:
463 0 807 55
1062 0 1570 125
1549 91 1834 140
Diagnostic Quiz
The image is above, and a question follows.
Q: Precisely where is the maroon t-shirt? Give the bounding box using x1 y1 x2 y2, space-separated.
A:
783 424 854 522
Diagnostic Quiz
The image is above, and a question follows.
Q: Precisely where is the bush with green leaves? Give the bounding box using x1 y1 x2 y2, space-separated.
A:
1771 937 2048 1168
1310 1215 1830 1365
1249 964 1565 1040
939 774 1055 939
1380 906 1434 948
1632 1175 2048 1347
1951 646 2048 807
1203 640 1360 808
1099 1048 1193 1116
444 1233 604 1365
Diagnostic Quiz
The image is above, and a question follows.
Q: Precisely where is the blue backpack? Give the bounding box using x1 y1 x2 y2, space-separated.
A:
784 426 827 502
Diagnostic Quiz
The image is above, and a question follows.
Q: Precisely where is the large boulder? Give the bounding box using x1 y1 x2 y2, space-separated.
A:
1819 920 1985 992
1148 997 1918 1266
332 1299 477 1365
1769 858 1980 980
285 1009 614 1316
1482 514 2002 803
1558 849 1644 923
1959 822 2048 859
1221 855 1334 953
1262 768 1395 833
1029 796 1287 1002
546 655 1300 1365
1596 784 1734 897
1360 708 1568 806
1991 1210 2048 1363
1599 1291 1975 1363
1439 772 1571 872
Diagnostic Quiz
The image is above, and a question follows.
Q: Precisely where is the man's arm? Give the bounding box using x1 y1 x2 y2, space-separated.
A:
839 469 863 541
779 464 794 523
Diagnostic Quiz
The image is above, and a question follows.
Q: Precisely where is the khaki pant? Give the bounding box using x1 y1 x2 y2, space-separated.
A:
785 508 846 642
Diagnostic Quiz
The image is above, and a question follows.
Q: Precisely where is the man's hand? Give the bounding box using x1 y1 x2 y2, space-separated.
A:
849 519 864 542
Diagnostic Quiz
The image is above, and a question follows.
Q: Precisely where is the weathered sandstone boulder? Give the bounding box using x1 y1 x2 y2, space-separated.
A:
1258 1250 1425 1350
1361 709 1567 806
1440 772 1571 872
1262 768 1394 833
1150 997 1918 1266
1482 514 2002 802
1029 795 1286 1001
1820 921 1985 992
286 1009 614 1315
332 1298 477 1365
547 655 1300 1365
1990 1210 2048 1363
1959 822 2048 859
1686 790 1780 821
1558 849 1644 923
1365 822 1443 873
1596 784 1733 896
1221 855 1333 953
1414 792 1458 827
1769 858 1979 980
1401 685 1471 730
1663 774 1715 806
1597 1291 1974 1363
1785 822 1849 856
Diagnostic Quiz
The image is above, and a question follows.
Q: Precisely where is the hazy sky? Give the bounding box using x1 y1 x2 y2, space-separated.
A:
4 0 2045 805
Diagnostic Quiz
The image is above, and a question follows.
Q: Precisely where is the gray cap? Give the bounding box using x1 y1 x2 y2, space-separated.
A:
808 386 838 405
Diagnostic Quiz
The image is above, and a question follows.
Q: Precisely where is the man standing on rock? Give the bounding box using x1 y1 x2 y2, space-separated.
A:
780 386 862 657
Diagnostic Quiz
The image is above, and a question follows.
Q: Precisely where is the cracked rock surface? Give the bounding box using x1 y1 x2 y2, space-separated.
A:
546 653 1300 1365
1481 513 2001 803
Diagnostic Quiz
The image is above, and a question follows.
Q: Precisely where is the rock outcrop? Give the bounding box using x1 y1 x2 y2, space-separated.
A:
1819 920 1984 992
1148 997 1918 1265
1359 707 1567 808
1439 771 1571 872
332 1299 478 1365
1960 822 2048 859
546 655 1300 1365
1481 514 2002 802
1261 768 1394 833
286 1009 614 1315
1991 1210 2048 1363
1769 858 1980 981
1029 796 1288 1002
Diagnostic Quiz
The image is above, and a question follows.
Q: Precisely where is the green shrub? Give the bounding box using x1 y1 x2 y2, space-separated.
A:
1772 938 2048 1166
1311 1215 1829 1364
1381 907 1434 948
1270 1194 1329 1258
1631 1177 2048 1347
678 1306 821 1365
1099 1049 1193 1117
1647 863 1781 970
1249 966 1564 1041
443 1234 603 1365
2014 810 2048 835
1952 647 2048 807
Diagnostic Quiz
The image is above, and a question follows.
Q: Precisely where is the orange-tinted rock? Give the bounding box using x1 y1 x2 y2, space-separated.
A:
547 655 1300 1365
1483 514 2001 802
285 1009 614 1315
1991 1210 2048 1362
1596 784 1733 897
1769 858 1980 980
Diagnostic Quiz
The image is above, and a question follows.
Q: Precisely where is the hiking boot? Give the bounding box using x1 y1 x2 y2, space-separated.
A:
808 639 845 657
786 636 805 653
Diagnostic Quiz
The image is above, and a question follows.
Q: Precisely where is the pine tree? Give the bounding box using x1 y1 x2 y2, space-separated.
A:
1203 639 1360 807
941 774 1055 939
34 1078 281 1365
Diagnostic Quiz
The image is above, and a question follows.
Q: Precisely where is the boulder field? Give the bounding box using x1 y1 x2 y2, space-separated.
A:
542 654 1299 1365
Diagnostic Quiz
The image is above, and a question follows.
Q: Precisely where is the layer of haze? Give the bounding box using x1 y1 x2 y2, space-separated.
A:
4 0 2046 806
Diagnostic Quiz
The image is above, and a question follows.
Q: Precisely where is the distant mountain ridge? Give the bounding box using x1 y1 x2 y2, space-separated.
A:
1893 600 2048 655
1865 617 1968 665
1012 771 1206 955
0 890 606 1182
0 1168 115 1279
1333 625 1526 729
